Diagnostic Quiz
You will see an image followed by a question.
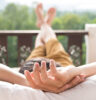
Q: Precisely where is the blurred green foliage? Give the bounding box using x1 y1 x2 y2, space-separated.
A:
0 3 96 67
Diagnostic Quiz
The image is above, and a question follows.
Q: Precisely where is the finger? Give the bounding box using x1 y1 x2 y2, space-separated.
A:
24 70 58 92
40 61 62 88
40 61 48 83
32 62 57 91
24 70 37 88
65 76 82 89
49 60 64 87
57 75 86 93
50 60 58 76
40 61 56 86
33 62 55 91
58 75 83 93
30 72 34 77
79 74 86 81
33 63 43 86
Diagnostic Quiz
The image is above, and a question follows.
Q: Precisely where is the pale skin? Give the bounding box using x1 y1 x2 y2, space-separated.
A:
25 61 96 93
24 3 96 93
0 3 96 94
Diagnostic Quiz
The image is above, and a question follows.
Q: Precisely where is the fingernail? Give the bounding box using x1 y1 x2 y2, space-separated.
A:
24 70 30 76
80 74 86 77
41 61 46 66
33 63 39 70
24 70 29 74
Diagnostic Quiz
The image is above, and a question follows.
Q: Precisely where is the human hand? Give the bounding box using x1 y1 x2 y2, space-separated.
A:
24 60 85 93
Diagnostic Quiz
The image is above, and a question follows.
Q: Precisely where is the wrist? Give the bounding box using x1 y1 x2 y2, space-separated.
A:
66 66 79 78
71 67 79 77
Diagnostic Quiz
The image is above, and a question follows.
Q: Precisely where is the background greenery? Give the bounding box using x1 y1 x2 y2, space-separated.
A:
0 3 96 67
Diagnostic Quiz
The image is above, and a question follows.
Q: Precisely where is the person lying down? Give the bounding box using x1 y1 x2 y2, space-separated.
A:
0 3 96 94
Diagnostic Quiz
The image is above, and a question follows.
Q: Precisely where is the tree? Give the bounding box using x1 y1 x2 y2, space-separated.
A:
61 13 82 29
1 3 96 66
52 17 62 29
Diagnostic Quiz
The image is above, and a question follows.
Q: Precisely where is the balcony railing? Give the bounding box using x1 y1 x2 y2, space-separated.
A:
0 30 88 67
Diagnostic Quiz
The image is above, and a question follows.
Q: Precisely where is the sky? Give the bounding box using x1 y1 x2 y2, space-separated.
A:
1 0 96 11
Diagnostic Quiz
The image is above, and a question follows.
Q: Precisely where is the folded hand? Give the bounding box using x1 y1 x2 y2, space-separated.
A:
24 60 85 93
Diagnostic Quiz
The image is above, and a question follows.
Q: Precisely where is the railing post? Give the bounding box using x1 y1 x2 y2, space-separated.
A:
17 35 33 66
68 34 83 66
85 24 96 63
0 35 8 65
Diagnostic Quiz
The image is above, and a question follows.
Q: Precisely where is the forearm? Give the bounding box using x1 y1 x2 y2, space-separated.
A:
75 62 96 78
0 64 28 86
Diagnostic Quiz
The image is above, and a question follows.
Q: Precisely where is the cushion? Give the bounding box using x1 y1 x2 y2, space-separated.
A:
0 75 96 100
